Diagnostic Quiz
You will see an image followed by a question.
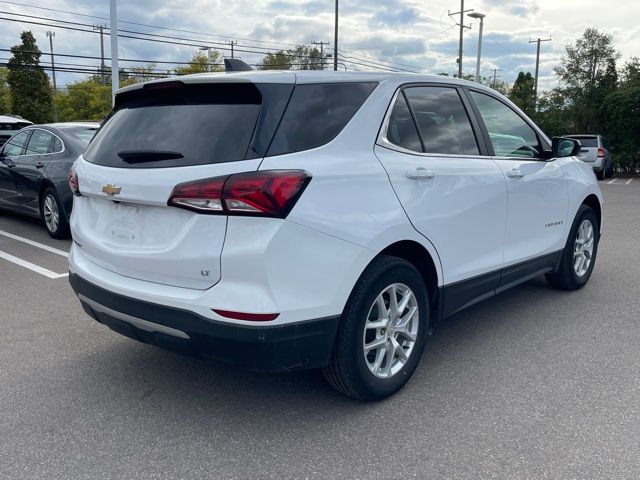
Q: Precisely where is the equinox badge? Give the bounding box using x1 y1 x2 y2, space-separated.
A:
102 184 122 196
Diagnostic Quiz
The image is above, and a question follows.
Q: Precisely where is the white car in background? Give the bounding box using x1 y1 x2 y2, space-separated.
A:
67 71 603 400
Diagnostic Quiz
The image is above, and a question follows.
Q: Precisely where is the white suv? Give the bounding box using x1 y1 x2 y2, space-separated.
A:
68 72 602 400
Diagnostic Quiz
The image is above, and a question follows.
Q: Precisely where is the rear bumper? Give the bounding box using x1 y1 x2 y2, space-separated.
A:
69 274 340 372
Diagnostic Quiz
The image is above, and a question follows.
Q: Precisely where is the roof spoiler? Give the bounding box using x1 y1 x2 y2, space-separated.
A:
224 58 253 72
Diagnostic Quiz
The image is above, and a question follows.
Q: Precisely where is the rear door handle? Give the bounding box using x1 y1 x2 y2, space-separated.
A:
506 168 524 179
406 168 435 180
35 161 45 168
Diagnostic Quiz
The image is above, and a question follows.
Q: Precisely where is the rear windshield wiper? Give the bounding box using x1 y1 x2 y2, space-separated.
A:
117 150 184 163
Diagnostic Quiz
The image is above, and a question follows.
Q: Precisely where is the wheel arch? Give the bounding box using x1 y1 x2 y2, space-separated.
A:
376 240 442 323
37 179 55 213
582 194 602 231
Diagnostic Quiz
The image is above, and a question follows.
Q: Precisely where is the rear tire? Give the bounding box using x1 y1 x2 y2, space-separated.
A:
322 256 429 401
546 205 598 290
41 187 70 239
595 169 605 180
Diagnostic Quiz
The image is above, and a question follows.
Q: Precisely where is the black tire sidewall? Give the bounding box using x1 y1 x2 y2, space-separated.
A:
340 258 429 400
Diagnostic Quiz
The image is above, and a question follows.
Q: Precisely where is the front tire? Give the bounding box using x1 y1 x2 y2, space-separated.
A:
546 205 598 290
41 187 70 239
322 256 429 401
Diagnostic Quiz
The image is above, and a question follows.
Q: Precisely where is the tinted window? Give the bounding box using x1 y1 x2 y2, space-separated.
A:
0 122 30 131
50 135 63 153
267 82 377 156
386 93 422 152
25 130 53 154
404 87 479 155
66 128 97 147
84 83 291 168
3 131 29 156
568 136 598 148
471 91 541 158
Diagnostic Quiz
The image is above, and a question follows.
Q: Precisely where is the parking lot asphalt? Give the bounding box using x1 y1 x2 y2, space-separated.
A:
1 180 639 480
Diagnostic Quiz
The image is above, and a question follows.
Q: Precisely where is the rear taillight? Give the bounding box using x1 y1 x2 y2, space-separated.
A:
168 170 311 218
68 167 80 195
597 147 605 158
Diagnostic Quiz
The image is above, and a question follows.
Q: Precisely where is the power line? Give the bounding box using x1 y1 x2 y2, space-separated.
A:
0 0 301 49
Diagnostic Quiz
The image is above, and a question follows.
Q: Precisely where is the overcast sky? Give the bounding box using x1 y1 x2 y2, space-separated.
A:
0 0 637 90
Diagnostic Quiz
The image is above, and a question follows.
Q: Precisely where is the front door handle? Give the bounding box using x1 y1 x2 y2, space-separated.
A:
406 168 435 180
35 161 45 168
506 168 524 179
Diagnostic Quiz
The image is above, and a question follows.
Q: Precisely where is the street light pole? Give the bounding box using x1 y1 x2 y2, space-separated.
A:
109 0 119 106
333 0 338 71
468 12 485 83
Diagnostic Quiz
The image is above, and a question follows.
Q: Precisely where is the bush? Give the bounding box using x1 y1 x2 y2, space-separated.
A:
613 151 640 174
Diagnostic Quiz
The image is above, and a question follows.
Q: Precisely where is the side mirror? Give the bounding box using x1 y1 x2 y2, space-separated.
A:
552 137 581 158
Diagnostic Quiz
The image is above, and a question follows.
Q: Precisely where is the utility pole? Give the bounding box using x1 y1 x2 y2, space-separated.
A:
227 40 237 59
468 12 485 83
46 31 57 121
109 0 119 106
491 68 500 88
93 25 106 84
333 0 339 71
46 31 56 91
529 36 551 109
448 1 473 78
311 41 329 70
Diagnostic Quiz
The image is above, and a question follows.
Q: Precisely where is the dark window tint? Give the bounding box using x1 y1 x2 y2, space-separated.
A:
25 130 53 154
386 93 422 152
267 82 377 156
2 131 29 156
404 87 479 155
0 122 30 131
470 91 541 158
84 83 290 168
568 136 598 148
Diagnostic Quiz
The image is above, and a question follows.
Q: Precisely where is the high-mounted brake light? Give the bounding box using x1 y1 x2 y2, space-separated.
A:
597 147 605 158
168 170 311 218
68 167 80 196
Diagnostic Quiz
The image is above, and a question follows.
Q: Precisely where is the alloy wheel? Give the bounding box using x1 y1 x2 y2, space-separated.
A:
362 283 419 379
43 194 59 234
574 219 594 277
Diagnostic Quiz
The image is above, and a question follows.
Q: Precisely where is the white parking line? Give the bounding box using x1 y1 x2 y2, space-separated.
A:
625 179 633 185
0 250 68 279
607 179 618 184
0 229 69 257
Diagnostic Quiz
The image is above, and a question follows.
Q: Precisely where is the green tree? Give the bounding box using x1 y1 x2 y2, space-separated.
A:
55 78 111 121
7 31 54 123
174 50 223 75
509 72 535 115
258 46 324 70
601 57 640 172
0 67 11 113
554 28 620 132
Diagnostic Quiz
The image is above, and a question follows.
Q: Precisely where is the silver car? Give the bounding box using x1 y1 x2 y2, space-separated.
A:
566 134 613 180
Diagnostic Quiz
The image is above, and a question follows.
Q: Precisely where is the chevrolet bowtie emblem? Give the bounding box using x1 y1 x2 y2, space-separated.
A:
102 184 122 196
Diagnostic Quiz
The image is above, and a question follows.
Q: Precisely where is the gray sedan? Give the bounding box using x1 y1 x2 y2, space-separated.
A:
0 122 99 238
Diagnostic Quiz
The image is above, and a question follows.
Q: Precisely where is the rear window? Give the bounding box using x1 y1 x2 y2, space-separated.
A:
84 83 292 168
569 136 598 148
66 128 98 146
267 82 377 156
